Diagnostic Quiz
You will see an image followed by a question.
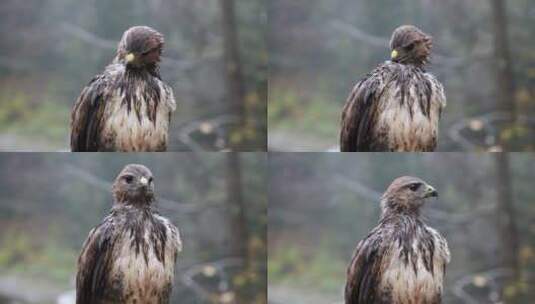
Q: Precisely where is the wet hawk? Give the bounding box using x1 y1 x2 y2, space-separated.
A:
70 26 176 151
340 25 446 151
76 164 182 304
345 176 450 304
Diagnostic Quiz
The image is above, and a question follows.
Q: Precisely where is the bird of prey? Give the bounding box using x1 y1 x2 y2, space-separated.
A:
345 176 450 304
70 26 176 151
340 25 446 151
76 164 182 304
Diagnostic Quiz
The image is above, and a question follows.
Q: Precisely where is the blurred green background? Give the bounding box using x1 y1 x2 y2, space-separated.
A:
268 0 535 151
0 153 267 304
0 0 267 151
268 153 535 304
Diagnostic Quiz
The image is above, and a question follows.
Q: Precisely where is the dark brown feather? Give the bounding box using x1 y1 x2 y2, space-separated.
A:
345 177 449 304
70 26 175 152
340 62 444 152
70 74 108 151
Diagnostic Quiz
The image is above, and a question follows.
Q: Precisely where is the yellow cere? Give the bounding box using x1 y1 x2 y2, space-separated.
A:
391 49 398 59
125 53 135 62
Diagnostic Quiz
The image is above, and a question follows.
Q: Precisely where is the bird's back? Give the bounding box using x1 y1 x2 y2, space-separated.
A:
340 62 446 152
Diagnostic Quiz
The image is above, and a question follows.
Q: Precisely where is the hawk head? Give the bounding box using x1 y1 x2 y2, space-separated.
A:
116 26 164 69
389 25 432 67
112 164 155 206
381 176 437 216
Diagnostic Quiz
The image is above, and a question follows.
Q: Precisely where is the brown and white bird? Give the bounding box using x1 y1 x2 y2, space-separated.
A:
70 26 176 151
345 176 450 304
340 25 446 151
76 164 182 304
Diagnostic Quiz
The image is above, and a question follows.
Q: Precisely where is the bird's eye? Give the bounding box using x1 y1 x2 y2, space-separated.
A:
148 177 153 184
408 183 420 191
124 175 134 184
405 43 415 51
142 47 158 56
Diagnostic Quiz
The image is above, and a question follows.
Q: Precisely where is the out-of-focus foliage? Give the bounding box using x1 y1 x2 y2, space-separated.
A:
268 153 535 304
0 153 267 304
0 0 267 151
268 0 535 151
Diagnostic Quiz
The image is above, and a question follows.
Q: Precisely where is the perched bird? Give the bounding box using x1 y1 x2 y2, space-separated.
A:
76 164 182 304
340 25 446 151
70 26 176 151
345 176 450 304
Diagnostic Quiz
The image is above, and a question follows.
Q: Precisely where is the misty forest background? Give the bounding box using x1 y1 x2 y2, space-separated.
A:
0 0 267 151
0 153 266 304
268 0 535 151
269 153 535 304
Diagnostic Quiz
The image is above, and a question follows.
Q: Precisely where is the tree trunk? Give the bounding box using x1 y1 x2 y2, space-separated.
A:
494 153 519 283
226 153 248 259
490 0 516 146
220 0 246 148
225 153 249 304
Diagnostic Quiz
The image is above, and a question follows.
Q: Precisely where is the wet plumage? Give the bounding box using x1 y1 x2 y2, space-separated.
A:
340 25 446 151
345 176 450 304
70 26 176 151
76 164 182 304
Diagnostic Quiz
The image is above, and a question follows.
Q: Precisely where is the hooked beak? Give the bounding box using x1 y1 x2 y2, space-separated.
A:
391 49 398 59
424 184 438 198
125 53 135 63
139 176 148 186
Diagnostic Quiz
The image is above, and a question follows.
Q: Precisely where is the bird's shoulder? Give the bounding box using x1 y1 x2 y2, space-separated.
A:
84 63 124 91
353 62 396 89
347 61 404 105
350 224 391 263
153 213 182 252
77 213 117 269
345 225 390 304
70 65 123 151
424 225 450 263
422 71 447 108
81 212 118 245
73 65 122 109
159 81 177 111
76 212 122 304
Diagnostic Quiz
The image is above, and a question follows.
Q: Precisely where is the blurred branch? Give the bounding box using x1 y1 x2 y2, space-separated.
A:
0 56 33 71
330 21 389 48
269 209 312 225
181 257 243 302
329 21 465 68
335 175 495 224
453 267 512 304
60 22 116 49
59 22 220 71
334 175 381 202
